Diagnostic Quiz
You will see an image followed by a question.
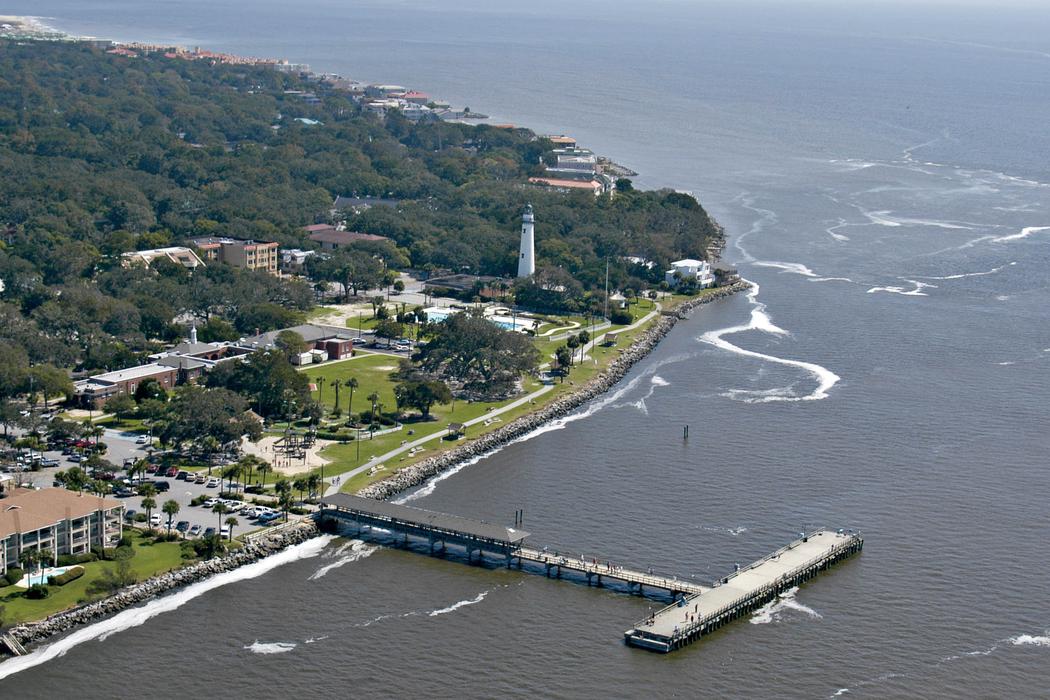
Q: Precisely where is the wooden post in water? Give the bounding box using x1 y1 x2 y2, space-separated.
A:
683 425 689 440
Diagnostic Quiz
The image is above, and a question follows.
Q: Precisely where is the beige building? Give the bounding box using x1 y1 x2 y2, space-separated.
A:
0 488 124 575
121 246 206 270
190 237 279 274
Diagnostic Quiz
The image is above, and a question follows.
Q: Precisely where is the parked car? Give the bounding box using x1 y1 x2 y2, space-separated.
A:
257 512 281 524
175 471 191 480
206 477 220 488
351 337 368 346
203 498 220 508
189 524 202 537
203 527 216 538
40 458 59 467
149 513 162 526
151 480 170 492
136 435 149 444
113 487 136 498
124 509 138 521
219 526 230 539
194 473 207 484
175 520 190 533
67 454 82 463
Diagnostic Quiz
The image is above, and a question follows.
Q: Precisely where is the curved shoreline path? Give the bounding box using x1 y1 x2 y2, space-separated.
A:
323 303 662 497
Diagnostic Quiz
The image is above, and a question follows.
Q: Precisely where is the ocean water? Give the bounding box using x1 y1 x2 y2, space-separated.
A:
3 1 1050 697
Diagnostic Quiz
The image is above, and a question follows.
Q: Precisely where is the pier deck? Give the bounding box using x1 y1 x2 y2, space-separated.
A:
624 529 863 652
514 547 706 596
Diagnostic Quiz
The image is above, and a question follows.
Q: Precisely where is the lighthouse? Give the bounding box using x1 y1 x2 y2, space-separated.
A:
517 204 536 278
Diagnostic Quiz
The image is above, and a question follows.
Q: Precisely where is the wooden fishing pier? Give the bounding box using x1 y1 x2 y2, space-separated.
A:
318 494 862 652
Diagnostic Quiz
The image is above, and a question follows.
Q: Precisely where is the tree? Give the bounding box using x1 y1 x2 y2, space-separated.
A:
275 330 308 358
224 516 238 541
293 477 308 503
566 335 580 365
366 392 380 437
158 385 262 452
140 495 157 531
554 346 572 381
370 295 386 318
394 380 452 419
615 177 634 192
330 379 342 413
255 459 271 487
28 364 73 407
106 394 138 420
212 502 229 531
393 279 405 294
274 479 293 521
306 473 322 499
162 499 180 537
221 463 242 495
206 349 312 420
374 319 403 347
346 377 359 422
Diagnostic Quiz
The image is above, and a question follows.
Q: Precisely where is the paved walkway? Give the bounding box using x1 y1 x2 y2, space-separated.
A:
323 302 662 496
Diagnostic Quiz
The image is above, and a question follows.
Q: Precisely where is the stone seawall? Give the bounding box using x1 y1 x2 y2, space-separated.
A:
7 520 320 649
358 281 750 501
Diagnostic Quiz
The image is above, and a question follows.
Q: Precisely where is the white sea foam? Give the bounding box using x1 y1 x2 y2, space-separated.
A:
749 587 822 625
244 641 297 654
700 281 840 403
0 535 335 681
428 591 489 617
862 210 975 230
751 260 818 277
308 539 377 580
825 218 851 241
1010 634 1050 647
991 226 1050 243
917 262 1014 280
866 280 936 297
304 635 329 644
809 277 854 283
624 374 671 415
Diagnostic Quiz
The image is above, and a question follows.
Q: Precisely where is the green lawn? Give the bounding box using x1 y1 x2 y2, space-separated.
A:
0 530 189 626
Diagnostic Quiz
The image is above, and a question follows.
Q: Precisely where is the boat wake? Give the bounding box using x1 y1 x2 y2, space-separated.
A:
244 640 297 655
866 280 936 297
0 535 335 681
699 280 840 403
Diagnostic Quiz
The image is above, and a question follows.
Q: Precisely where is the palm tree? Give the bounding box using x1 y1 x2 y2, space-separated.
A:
20 549 38 582
140 496 157 531
38 548 54 570
221 463 241 495
274 480 293 521
306 473 322 500
367 392 380 438
566 335 580 365
293 477 308 503
162 499 180 537
346 377 358 422
224 516 239 542
212 502 228 531
256 460 271 487
330 379 341 414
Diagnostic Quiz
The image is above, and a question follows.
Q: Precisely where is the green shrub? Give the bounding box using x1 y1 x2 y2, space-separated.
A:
133 513 147 523
4 568 24 586
25 583 50 599
48 566 84 586
190 495 207 507
610 309 633 325
57 552 99 566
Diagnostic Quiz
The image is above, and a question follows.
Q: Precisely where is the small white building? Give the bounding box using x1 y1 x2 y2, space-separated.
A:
665 259 715 288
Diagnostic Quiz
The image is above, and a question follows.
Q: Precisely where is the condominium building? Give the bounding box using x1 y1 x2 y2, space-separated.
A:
0 488 124 575
121 246 206 270
190 237 279 274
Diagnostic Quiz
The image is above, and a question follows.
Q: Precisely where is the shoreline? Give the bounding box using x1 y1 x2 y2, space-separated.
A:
5 521 320 652
358 281 751 501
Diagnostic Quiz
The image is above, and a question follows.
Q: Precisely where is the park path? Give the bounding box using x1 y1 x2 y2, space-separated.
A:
322 302 662 496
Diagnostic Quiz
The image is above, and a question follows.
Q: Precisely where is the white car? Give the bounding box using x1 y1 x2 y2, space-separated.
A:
205 477 220 488
219 526 230 539
136 435 149 444
203 498 220 508
149 513 162 526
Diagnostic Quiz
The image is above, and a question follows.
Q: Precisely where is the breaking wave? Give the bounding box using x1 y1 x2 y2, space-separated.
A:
428 591 489 617
0 535 335 681
992 225 1050 243
308 539 377 580
244 641 297 655
866 280 936 296
749 587 822 624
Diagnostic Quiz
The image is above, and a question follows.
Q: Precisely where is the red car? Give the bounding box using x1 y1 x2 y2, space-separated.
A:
165 467 178 478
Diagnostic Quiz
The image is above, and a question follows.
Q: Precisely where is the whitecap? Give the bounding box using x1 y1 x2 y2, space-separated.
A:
917 263 1014 280
1010 634 1050 647
700 280 839 403
0 535 335 680
308 539 377 580
991 226 1050 243
428 591 488 617
809 277 854 283
245 641 297 655
751 260 818 277
861 210 975 230
304 635 329 644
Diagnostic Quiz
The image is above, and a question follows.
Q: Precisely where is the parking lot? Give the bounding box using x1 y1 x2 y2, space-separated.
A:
4 428 281 540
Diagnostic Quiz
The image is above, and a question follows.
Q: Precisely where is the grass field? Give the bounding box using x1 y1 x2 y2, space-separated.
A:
0 530 189 625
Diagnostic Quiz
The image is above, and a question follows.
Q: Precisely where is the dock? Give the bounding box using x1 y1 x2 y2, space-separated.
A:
624 529 863 652
318 495 862 652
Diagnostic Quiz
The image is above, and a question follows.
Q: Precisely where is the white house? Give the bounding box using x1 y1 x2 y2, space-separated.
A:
665 259 715 288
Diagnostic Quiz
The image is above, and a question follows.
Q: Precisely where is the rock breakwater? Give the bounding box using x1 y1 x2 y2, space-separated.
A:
7 520 319 649
358 282 749 501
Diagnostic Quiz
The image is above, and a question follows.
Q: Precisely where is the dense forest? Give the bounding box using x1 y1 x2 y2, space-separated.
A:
0 40 721 376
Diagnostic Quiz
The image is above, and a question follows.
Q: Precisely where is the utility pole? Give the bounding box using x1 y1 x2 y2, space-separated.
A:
604 259 610 320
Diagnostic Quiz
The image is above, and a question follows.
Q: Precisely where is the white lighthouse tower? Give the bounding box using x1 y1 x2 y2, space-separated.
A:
517 204 536 278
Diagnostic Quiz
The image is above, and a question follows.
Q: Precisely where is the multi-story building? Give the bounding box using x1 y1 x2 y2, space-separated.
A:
665 259 715 288
0 488 124 575
190 237 279 274
121 246 206 270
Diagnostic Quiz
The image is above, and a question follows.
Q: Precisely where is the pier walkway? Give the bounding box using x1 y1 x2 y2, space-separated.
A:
625 529 863 652
318 496 862 652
